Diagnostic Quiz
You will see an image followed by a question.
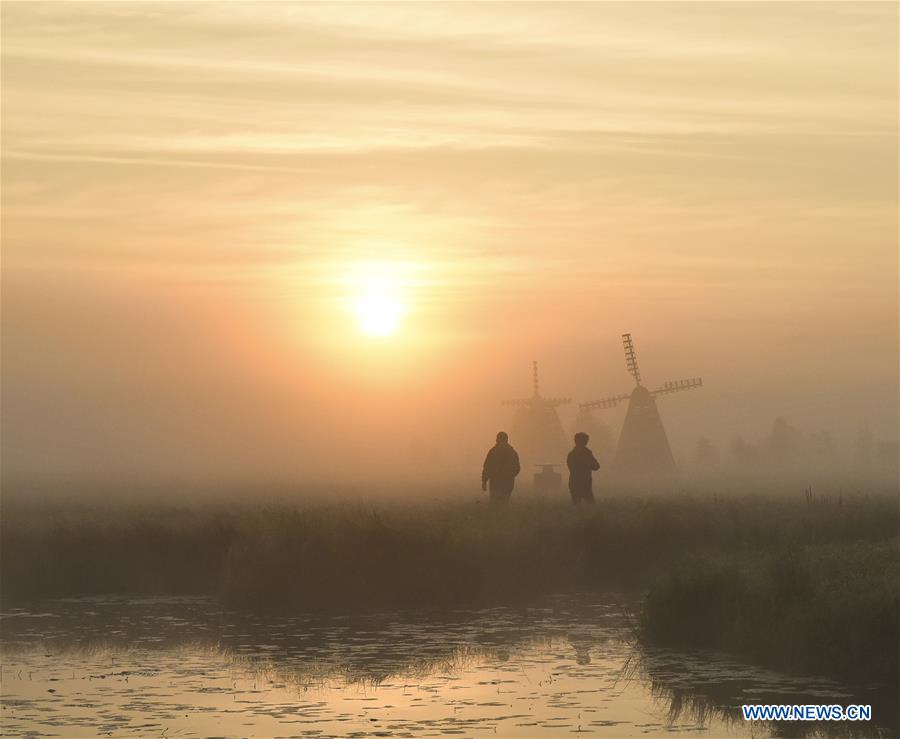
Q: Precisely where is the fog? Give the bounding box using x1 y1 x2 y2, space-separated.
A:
2 2 897 496
3 266 896 496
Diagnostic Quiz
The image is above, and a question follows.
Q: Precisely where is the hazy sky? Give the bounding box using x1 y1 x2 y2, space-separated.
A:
2 2 897 488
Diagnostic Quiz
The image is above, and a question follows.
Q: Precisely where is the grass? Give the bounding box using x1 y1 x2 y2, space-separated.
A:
2 492 896 612
640 539 900 688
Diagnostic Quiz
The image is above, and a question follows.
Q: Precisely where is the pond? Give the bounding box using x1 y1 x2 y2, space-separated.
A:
0 596 892 737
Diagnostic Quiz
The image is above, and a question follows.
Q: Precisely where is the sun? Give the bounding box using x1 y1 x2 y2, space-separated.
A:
348 262 410 338
353 292 404 337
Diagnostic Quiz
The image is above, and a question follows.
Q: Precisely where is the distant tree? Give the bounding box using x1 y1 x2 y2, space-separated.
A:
691 436 721 471
729 435 759 468
764 417 803 467
854 427 899 474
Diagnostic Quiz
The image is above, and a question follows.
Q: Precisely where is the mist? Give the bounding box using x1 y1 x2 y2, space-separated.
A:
2 262 896 496
2 1 897 496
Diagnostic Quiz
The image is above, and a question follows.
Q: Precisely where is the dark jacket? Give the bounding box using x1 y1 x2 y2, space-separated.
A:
482 442 521 493
567 446 600 498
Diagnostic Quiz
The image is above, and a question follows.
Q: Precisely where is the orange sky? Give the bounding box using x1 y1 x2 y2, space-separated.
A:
2 2 897 489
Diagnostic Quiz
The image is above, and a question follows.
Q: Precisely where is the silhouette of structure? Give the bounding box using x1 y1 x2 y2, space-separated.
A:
580 334 702 475
690 436 721 473
502 361 570 468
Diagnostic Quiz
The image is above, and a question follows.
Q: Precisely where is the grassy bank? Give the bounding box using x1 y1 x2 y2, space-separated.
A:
2 493 896 612
640 540 900 688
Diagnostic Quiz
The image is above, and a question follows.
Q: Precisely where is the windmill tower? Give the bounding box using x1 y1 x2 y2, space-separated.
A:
579 334 702 475
503 361 571 466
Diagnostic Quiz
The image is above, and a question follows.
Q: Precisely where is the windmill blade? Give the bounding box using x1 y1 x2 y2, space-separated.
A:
543 397 572 407
622 333 642 385
501 398 531 407
579 392 631 410
651 377 703 397
503 396 572 408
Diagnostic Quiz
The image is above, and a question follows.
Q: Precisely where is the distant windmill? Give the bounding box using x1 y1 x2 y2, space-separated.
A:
580 334 702 475
503 361 571 466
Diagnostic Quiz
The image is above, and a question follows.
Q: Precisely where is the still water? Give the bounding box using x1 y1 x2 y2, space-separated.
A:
0 597 891 737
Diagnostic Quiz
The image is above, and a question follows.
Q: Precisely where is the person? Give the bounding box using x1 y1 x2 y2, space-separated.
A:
481 431 521 504
567 432 600 504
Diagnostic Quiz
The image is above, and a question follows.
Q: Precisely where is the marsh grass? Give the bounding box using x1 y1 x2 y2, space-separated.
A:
640 540 900 688
2 493 896 613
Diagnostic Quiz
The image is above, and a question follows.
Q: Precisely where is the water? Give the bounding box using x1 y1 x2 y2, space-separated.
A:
0 597 891 737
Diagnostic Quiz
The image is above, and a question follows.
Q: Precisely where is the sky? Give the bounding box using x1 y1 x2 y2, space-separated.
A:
2 2 897 490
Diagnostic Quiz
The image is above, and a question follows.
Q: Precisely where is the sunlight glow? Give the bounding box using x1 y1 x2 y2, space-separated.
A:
349 261 411 338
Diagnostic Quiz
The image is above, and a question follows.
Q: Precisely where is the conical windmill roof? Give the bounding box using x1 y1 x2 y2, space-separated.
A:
612 385 677 475
511 403 569 464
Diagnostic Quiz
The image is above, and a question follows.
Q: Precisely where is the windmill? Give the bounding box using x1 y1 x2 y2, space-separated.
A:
579 334 702 475
503 361 571 467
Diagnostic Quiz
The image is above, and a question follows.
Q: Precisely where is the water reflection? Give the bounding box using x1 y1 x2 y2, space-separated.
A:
633 648 895 739
0 597 893 737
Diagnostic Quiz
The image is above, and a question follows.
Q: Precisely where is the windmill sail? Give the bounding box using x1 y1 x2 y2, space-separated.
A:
579 333 703 476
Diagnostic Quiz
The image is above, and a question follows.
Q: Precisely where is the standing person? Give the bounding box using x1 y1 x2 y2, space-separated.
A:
567 432 600 504
481 432 521 505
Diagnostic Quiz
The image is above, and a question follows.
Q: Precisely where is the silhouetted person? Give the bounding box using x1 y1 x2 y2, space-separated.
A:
481 431 521 504
567 432 600 504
